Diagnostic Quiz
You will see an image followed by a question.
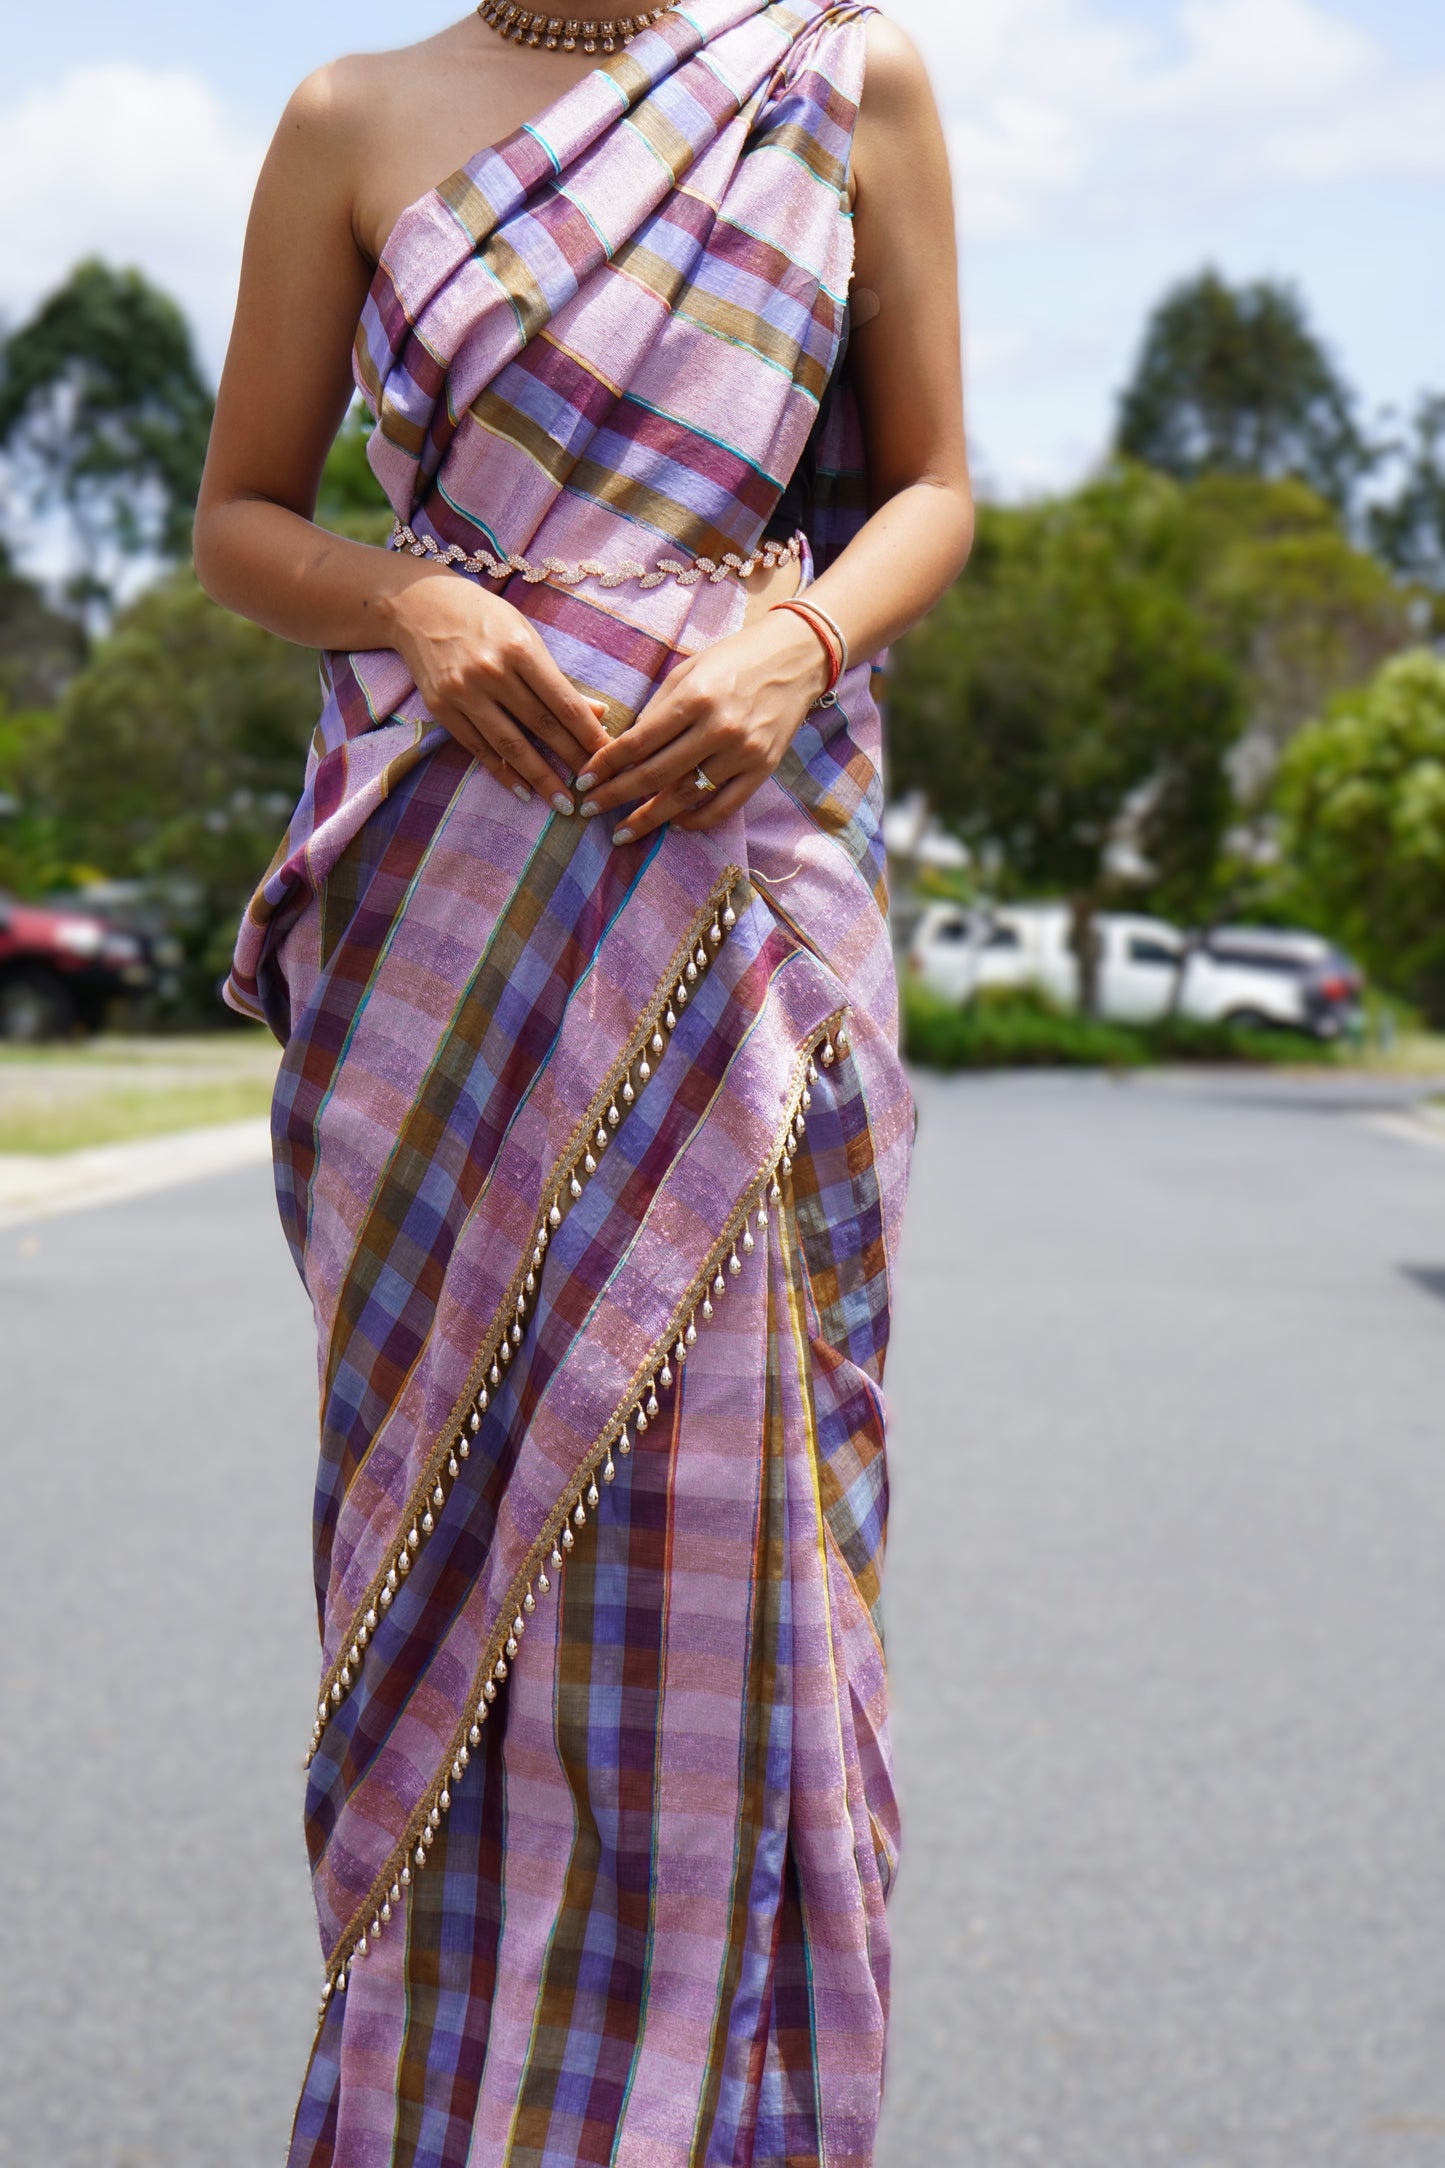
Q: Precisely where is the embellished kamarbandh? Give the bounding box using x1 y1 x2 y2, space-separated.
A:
228 4 908 2162
389 518 804 591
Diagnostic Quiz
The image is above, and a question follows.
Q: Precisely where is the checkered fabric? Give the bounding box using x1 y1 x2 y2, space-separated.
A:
225 5 915 2159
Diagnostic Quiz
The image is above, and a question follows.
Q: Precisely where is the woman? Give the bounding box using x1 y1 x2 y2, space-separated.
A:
195 1 969 2158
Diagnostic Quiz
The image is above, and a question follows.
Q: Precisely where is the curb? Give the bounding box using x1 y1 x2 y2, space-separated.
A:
0 1118 274 1229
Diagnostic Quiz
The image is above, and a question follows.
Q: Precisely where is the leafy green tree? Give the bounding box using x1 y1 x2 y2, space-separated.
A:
33 571 319 1005
1117 271 1370 512
1371 393 1445 598
1181 474 1415 788
888 466 1245 1005
0 259 214 607
0 550 86 896
0 702 68 897
1275 650 1445 1022
316 399 393 542
0 543 86 708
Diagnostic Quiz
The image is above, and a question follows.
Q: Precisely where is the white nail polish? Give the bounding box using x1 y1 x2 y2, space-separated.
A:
513 784 532 804
579 800 600 819
612 827 634 846
552 793 575 816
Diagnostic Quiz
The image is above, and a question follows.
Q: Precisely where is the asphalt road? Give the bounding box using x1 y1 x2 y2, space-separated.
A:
2 1069 1442 2167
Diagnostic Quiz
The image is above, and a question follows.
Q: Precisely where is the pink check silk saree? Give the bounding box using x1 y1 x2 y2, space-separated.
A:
227 3 912 2159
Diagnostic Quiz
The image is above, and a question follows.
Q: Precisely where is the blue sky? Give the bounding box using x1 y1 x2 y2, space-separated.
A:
2 0 1441 496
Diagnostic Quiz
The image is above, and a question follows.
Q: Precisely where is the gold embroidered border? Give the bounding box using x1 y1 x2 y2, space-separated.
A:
306 866 744 1757
318 1005 852 2003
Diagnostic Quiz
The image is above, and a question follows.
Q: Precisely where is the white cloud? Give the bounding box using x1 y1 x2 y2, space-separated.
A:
0 12 1436 510
1155 0 1368 119
0 64 265 375
894 0 1445 239
881 0 1445 490
948 101 1083 240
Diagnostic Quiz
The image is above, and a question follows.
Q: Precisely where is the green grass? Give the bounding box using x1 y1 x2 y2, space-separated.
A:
1351 1030 1445 1076
0 1029 280 1152
0 1075 276 1154
0 1027 278 1070
903 984 1339 1072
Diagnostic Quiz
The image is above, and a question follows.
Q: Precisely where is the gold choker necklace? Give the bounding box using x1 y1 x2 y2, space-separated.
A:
475 4 675 51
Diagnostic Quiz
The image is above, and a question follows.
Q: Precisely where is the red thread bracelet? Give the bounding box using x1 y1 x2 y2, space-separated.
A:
776 595 850 681
769 597 844 697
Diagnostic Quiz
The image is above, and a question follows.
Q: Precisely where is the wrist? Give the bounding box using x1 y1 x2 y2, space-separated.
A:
372 557 451 647
764 604 833 707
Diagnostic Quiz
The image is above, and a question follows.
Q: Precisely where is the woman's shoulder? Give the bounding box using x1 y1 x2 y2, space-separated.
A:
850 13 950 222
275 38 435 159
276 22 483 175
263 28 478 248
859 11 939 119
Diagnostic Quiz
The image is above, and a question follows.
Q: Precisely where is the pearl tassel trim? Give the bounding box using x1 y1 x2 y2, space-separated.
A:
316 1010 852 2016
306 873 743 1766
390 521 802 594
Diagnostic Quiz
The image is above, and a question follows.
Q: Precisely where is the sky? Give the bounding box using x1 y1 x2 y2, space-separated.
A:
1 0 1441 497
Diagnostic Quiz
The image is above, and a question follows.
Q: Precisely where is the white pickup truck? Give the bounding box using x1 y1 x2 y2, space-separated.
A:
907 903 1364 1040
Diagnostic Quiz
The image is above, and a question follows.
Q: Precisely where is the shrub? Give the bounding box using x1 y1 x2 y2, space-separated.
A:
903 985 1149 1070
1275 650 1445 1023
902 983 1333 1071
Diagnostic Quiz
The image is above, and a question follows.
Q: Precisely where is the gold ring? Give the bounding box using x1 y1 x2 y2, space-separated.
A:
693 765 717 794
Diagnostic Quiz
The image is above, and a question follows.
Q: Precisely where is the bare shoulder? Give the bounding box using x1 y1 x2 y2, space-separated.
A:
859 13 940 126
272 44 423 172
852 13 948 218
260 26 479 251
273 23 478 173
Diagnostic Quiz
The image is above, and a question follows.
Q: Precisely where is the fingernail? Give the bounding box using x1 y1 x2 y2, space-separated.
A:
551 792 575 816
579 799 600 819
612 826 634 846
575 772 596 793
513 784 532 804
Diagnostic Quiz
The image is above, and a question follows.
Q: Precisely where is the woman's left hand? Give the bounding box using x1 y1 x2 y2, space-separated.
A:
574 609 831 842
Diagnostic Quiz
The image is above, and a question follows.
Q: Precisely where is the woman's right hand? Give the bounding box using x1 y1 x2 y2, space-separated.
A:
384 570 612 814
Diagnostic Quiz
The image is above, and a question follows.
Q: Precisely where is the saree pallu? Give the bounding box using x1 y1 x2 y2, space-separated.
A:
227 3 912 2160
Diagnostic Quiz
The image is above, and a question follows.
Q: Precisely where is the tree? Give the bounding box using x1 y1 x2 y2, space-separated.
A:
0 701 67 898
1371 393 1445 597
1116 271 1370 512
33 571 319 1005
316 400 393 543
0 550 86 897
888 466 1245 1006
1181 474 1415 793
1275 651 1445 1023
0 542 86 708
0 260 214 608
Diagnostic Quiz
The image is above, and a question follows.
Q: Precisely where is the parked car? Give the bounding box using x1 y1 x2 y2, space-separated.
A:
907 902 1363 1040
0 893 158 1041
1191 925 1364 1038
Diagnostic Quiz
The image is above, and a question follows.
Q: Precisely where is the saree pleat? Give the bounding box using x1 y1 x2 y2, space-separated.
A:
228 3 910 2158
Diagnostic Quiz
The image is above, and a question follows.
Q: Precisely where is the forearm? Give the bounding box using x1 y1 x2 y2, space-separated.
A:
570 466 975 838
193 494 446 655
792 473 974 668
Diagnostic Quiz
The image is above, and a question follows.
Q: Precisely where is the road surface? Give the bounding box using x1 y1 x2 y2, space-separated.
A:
2 1069 1442 2166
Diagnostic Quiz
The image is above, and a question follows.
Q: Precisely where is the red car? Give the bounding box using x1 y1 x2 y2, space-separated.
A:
0 893 156 1041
